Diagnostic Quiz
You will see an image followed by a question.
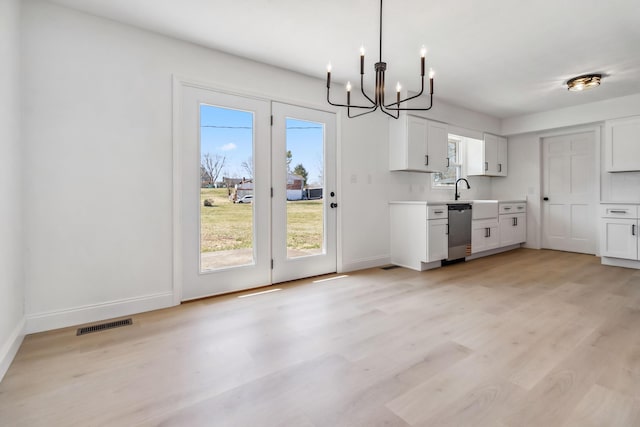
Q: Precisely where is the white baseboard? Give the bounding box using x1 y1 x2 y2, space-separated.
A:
0 316 25 382
340 255 391 273
601 256 640 270
25 292 175 334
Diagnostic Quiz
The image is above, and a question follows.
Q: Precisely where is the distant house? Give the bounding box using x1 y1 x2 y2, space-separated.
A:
223 177 243 188
287 174 305 201
235 178 254 200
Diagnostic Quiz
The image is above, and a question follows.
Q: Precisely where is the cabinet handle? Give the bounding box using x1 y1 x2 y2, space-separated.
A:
488 228 491 237
485 162 488 171
425 155 429 166
610 210 628 214
633 224 636 236
515 217 518 226
517 206 524 210
446 224 449 235
512 217 516 226
504 207 512 210
446 158 450 167
434 210 443 214
498 163 502 172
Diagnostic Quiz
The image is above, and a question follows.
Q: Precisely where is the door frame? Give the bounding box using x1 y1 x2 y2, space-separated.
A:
537 125 601 255
172 75 343 304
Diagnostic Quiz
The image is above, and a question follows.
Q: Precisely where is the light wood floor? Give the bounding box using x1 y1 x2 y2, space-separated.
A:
2 249 640 426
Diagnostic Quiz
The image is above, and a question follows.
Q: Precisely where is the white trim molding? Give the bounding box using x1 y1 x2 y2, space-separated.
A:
0 317 25 382
25 292 174 334
340 255 391 273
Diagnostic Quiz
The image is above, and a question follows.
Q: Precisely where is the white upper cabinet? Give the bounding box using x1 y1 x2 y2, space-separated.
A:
605 116 640 172
497 135 508 176
466 133 508 177
389 114 448 172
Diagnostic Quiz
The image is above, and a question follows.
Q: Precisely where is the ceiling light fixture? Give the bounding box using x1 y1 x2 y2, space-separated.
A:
325 0 435 119
567 74 602 92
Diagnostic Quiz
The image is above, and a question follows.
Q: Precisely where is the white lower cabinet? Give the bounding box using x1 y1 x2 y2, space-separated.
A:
600 204 639 261
498 202 526 247
428 219 449 262
472 219 499 254
499 213 526 246
389 203 448 271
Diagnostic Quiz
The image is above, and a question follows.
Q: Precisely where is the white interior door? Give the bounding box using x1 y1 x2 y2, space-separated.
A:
271 103 337 283
542 131 596 254
179 85 271 300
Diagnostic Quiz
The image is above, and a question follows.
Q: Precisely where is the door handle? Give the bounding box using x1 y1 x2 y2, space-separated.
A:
425 155 429 166
330 203 338 208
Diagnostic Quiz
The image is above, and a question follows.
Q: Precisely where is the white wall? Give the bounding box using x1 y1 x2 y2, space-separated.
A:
21 0 504 332
0 0 25 380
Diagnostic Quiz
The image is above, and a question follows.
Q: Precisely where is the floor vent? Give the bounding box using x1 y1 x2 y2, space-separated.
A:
76 318 133 336
381 265 401 270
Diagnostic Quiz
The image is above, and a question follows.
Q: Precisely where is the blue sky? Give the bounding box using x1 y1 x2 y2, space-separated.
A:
200 105 324 185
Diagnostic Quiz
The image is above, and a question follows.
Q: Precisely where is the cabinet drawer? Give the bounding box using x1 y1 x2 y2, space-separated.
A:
499 202 526 214
427 205 448 219
600 204 638 219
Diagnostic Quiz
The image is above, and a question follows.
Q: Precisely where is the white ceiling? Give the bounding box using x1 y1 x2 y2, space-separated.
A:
49 0 640 119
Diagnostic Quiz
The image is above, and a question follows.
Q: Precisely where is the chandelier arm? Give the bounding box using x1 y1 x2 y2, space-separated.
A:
360 74 377 106
380 105 400 119
327 88 376 109
348 105 379 118
383 94 434 111
383 78 425 108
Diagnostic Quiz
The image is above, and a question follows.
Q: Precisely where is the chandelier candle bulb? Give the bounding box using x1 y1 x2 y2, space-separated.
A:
326 63 332 88
420 46 426 76
360 46 365 74
429 68 435 94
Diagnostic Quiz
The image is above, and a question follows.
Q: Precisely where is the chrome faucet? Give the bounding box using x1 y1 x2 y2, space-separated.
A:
455 178 471 201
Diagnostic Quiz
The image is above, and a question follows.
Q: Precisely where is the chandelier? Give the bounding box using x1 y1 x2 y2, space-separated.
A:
326 0 435 119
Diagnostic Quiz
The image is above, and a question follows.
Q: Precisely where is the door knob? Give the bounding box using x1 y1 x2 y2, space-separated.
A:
330 203 338 208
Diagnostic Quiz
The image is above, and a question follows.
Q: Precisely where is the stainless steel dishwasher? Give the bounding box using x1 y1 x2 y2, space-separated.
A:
446 203 472 263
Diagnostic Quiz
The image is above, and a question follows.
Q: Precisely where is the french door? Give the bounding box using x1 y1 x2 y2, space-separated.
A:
178 83 336 300
271 102 337 283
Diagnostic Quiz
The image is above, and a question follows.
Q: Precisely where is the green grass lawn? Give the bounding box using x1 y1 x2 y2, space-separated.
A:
200 188 323 252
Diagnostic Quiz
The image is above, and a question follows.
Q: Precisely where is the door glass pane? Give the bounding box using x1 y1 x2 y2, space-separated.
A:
200 104 255 272
285 118 325 259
